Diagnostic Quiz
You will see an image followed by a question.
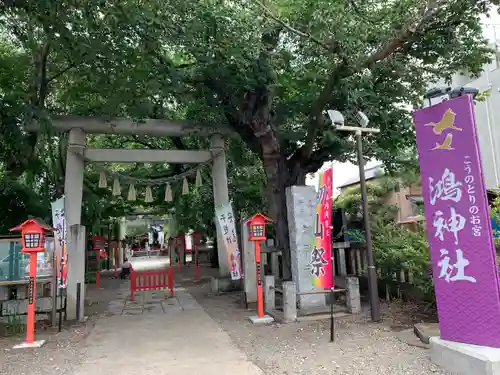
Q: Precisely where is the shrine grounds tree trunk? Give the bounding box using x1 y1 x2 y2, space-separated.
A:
262 154 292 280
261 148 308 281
221 83 316 281
224 82 307 281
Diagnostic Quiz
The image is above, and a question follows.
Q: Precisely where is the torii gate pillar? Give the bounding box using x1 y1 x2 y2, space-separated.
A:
210 133 231 276
64 128 86 321
65 128 85 227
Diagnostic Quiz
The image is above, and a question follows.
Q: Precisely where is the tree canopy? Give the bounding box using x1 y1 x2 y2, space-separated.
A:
0 0 498 275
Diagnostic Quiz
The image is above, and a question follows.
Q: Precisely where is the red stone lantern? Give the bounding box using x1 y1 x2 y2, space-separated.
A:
10 219 53 347
246 214 273 318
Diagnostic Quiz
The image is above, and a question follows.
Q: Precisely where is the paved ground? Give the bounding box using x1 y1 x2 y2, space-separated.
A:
74 285 264 375
0 276 264 375
0 266 454 375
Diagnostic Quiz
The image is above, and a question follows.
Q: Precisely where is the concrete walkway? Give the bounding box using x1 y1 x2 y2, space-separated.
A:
75 284 265 375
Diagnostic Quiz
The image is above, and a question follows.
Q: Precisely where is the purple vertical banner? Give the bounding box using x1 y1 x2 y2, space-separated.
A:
413 95 500 348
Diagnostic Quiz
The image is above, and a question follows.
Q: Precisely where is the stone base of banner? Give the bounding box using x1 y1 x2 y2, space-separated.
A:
248 315 274 325
210 276 242 294
430 337 500 375
13 340 46 349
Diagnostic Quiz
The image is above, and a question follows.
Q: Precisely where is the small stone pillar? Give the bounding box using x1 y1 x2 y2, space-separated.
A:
179 235 186 264
264 275 275 312
241 220 257 303
346 276 361 314
336 248 347 276
286 186 325 310
119 240 125 267
283 281 297 322
267 239 280 279
270 252 280 279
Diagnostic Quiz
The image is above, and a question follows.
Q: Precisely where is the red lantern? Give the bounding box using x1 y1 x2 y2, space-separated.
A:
10 219 53 347
247 213 272 242
10 219 52 254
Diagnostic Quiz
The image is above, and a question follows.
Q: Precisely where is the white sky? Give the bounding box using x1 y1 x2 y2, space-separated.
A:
306 10 500 192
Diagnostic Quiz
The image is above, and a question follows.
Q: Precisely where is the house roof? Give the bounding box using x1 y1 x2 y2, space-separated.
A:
337 164 385 189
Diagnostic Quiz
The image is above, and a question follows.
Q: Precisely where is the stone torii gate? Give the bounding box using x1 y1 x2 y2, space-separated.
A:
29 116 232 320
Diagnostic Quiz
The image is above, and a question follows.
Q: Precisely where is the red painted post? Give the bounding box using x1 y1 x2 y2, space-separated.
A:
168 267 174 297
255 241 264 318
177 237 181 272
113 242 118 278
96 249 101 289
26 253 37 344
195 240 199 281
92 236 105 289
130 269 136 301
192 232 201 281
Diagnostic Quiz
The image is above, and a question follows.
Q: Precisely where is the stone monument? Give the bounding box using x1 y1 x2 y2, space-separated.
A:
286 185 325 310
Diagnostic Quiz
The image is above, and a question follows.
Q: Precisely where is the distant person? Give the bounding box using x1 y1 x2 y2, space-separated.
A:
120 258 132 279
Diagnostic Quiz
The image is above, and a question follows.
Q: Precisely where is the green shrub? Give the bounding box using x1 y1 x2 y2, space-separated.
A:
372 219 435 302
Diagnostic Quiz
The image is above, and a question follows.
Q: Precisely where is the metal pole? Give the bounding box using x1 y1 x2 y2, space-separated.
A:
58 289 63 332
51 256 57 327
329 298 335 342
76 282 81 321
330 251 335 342
356 131 381 322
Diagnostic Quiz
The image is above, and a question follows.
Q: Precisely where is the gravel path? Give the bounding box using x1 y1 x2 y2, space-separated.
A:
187 283 455 375
0 320 93 375
0 276 122 375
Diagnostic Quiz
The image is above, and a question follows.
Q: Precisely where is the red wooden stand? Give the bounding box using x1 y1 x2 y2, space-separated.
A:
130 267 174 300
255 241 264 318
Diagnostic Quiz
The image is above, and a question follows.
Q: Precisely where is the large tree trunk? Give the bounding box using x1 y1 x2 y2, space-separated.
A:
262 153 307 281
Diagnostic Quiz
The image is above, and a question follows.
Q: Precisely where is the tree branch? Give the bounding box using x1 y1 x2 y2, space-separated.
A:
0 0 28 9
46 54 87 84
365 0 445 65
298 60 351 161
35 40 50 109
347 0 388 24
249 0 341 53
131 135 160 150
298 0 447 166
